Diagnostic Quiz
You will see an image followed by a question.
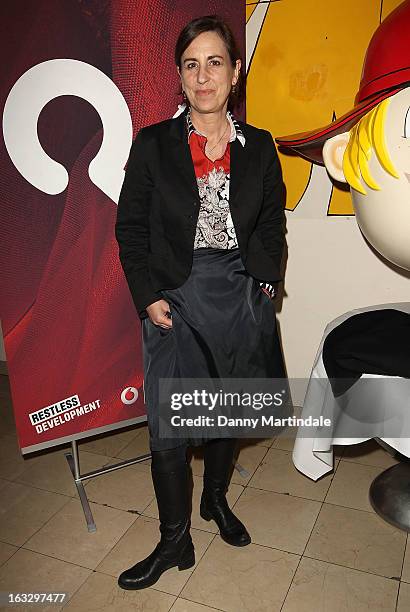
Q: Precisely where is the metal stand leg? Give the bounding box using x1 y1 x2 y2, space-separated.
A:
64 439 152 533
234 462 249 478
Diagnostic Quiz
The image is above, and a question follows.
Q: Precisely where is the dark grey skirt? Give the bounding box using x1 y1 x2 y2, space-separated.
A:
141 247 286 451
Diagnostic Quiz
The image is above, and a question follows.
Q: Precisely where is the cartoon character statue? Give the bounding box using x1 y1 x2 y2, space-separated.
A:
277 1 410 531
276 0 410 271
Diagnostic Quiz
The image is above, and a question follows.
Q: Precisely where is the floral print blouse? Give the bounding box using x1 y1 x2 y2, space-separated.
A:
186 108 275 299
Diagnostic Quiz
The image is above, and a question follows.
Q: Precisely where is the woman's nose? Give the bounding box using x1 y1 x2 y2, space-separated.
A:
197 64 210 83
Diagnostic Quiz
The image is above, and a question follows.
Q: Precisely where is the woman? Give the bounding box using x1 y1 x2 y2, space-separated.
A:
115 15 286 590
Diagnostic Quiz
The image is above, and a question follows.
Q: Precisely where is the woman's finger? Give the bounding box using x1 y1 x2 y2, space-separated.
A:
157 315 173 329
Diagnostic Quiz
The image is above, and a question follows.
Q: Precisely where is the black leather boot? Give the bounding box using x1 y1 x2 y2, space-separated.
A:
200 438 251 547
118 446 195 590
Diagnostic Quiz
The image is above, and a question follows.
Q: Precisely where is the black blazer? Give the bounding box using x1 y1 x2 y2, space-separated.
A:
115 108 286 321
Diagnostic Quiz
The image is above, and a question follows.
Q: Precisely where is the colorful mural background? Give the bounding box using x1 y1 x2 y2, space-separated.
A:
245 0 404 217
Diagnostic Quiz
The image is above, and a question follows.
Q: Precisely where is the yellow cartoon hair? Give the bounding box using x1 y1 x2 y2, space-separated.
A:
343 97 399 195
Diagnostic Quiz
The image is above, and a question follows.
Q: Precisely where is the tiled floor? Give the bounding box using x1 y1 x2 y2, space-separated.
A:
0 372 409 611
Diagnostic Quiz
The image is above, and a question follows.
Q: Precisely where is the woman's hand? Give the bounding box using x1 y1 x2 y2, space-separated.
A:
146 299 173 329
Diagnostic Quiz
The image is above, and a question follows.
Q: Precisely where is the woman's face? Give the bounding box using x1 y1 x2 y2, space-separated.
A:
178 30 241 114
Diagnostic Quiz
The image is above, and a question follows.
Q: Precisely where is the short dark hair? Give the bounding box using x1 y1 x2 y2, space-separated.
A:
174 14 245 111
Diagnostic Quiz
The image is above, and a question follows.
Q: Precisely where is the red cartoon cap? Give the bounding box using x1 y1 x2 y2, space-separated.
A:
275 0 410 164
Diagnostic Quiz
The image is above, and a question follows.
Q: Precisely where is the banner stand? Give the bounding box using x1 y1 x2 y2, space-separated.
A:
64 439 151 532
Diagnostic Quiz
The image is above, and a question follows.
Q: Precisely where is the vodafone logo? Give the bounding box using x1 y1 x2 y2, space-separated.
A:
121 386 139 405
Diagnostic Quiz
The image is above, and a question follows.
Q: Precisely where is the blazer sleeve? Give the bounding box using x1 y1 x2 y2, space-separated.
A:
254 130 286 279
115 128 163 321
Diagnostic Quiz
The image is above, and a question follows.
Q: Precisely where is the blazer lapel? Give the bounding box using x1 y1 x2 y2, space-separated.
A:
229 131 252 207
169 110 199 200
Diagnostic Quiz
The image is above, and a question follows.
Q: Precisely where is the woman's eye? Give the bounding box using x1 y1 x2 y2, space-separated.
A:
184 60 221 70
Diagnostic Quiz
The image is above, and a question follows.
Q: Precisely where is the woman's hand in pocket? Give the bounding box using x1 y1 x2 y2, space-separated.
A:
146 299 173 329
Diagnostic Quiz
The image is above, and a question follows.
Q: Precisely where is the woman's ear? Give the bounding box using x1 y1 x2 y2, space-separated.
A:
234 59 241 82
322 132 350 183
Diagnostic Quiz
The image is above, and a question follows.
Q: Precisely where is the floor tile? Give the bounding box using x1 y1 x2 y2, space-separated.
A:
0 548 91 611
253 436 275 448
271 430 297 452
23 498 137 569
305 503 406 578
0 481 70 546
332 445 346 459
341 439 399 468
0 389 16 436
180 536 299 611
231 486 321 554
78 426 139 457
0 541 18 567
171 599 223 611
0 433 36 480
63 571 175 611
325 460 383 512
85 463 155 512
115 427 152 471
248 447 332 501
397 581 410 612
400 535 410 583
282 557 398 612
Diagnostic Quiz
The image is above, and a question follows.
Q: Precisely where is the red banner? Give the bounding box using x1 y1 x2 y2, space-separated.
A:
0 0 244 453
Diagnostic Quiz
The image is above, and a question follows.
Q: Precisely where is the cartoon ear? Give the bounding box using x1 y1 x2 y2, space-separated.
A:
322 132 350 183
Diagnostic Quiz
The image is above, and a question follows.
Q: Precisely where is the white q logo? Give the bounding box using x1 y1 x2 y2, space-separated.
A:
2 58 133 203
